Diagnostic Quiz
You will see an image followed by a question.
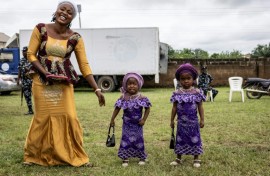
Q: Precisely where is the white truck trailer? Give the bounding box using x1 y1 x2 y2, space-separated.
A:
19 27 168 92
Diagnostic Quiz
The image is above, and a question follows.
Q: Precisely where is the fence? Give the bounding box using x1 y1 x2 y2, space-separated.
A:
144 58 270 87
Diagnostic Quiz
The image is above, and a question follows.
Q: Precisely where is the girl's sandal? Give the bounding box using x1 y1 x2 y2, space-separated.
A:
122 160 129 167
193 159 201 168
170 158 182 166
138 159 146 165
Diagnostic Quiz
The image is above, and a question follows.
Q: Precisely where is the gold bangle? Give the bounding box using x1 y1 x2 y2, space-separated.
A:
95 88 101 93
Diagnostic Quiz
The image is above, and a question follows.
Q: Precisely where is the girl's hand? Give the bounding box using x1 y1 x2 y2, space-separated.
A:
110 120 115 127
170 121 175 128
200 120 204 128
139 119 145 126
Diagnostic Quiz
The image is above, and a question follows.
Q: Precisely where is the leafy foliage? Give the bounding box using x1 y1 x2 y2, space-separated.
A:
168 46 209 59
210 50 243 59
251 43 270 58
168 42 270 59
168 45 243 59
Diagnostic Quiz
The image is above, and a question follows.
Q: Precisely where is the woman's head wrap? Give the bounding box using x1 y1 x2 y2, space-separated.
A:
175 63 198 81
57 0 78 19
120 72 144 94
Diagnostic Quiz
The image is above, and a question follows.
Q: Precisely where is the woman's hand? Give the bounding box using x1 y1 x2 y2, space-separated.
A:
95 91 105 106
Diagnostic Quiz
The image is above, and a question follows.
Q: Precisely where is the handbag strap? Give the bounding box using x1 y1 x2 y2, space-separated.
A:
171 127 174 136
108 126 115 134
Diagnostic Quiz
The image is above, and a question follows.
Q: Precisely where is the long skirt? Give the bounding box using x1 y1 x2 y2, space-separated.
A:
23 75 89 166
174 119 203 155
118 116 147 160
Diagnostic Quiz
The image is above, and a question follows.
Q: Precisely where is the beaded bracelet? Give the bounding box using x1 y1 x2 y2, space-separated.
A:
95 88 101 93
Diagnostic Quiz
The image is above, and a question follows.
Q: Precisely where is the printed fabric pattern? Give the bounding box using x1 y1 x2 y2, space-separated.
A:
30 23 80 85
170 88 205 155
115 96 151 160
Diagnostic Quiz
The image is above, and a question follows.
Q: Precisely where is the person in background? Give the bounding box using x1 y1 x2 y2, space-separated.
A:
23 0 105 167
198 65 218 101
17 46 33 115
110 72 151 167
170 63 205 167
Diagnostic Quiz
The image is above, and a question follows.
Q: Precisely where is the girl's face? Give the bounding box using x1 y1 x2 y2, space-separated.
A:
126 77 139 95
179 72 194 89
55 3 74 26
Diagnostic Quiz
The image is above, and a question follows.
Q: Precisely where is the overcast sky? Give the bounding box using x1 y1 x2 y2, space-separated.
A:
0 0 270 54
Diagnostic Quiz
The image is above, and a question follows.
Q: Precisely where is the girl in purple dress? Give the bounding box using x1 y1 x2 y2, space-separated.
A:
170 63 205 168
110 72 151 167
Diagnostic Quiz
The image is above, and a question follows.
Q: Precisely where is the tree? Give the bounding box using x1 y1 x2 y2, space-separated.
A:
210 53 220 59
168 45 175 58
179 48 195 58
194 48 209 59
252 43 270 58
229 50 243 58
210 50 242 59
168 45 243 59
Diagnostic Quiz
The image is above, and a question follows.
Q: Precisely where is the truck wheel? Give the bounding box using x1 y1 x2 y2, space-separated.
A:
97 76 116 92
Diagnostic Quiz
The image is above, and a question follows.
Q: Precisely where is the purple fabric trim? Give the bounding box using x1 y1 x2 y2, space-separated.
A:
115 97 152 109
170 89 206 103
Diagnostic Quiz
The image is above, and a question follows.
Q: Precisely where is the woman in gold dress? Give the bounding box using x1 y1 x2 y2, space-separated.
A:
23 0 105 167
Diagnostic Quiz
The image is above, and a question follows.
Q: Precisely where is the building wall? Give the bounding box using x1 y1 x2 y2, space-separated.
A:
144 58 270 87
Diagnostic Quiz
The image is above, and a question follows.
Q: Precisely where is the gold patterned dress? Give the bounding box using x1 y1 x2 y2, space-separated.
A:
24 26 92 166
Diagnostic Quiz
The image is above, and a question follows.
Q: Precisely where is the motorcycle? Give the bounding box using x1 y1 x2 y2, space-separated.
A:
243 78 270 99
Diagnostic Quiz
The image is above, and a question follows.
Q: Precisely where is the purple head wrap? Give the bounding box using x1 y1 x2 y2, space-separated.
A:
120 72 144 94
175 63 198 81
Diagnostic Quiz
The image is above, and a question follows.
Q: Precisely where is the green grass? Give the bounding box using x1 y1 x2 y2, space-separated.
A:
0 87 269 176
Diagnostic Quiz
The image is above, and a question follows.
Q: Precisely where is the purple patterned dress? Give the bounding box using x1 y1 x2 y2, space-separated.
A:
170 88 206 155
115 95 152 160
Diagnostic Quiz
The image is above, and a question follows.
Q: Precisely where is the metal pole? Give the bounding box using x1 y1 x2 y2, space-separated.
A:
77 4 82 28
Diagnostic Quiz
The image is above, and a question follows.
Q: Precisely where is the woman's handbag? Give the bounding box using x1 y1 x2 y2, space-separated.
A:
106 126 115 147
169 127 175 149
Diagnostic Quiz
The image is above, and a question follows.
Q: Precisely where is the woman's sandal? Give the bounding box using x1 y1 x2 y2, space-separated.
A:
22 162 34 166
82 162 94 167
170 158 182 166
193 159 201 168
122 160 129 167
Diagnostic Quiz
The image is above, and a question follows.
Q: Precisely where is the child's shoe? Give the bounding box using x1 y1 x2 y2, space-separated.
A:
170 158 182 166
193 159 201 168
138 160 146 165
122 160 129 167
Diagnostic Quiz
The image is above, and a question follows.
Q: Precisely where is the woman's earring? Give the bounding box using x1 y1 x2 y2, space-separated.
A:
67 22 72 28
51 13 56 22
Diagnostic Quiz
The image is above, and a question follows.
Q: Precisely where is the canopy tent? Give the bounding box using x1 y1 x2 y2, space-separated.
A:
4 33 19 48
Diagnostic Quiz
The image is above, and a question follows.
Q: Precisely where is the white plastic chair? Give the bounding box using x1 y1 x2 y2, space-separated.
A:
173 78 178 90
206 90 213 102
228 77 244 102
196 78 213 102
